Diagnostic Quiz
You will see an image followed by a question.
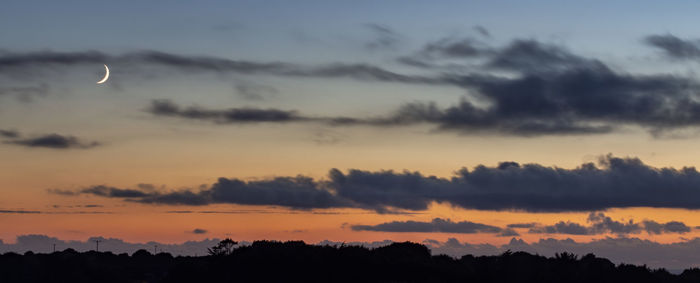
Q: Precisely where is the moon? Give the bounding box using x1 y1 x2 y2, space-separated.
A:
96 64 110 84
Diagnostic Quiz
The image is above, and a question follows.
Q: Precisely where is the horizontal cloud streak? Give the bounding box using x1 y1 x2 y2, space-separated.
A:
0 50 439 84
526 213 691 235
351 218 502 234
51 155 700 212
423 237 700 270
3 133 100 149
0 129 100 150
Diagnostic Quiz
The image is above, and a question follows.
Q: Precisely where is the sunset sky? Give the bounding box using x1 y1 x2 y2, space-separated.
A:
6 0 700 268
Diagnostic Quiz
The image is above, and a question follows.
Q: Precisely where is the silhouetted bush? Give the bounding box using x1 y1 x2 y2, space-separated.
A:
0 240 697 282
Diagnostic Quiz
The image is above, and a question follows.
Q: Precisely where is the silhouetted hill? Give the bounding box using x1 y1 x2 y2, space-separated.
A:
1 240 699 282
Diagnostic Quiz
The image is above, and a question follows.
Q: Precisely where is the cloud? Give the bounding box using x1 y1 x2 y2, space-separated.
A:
423 237 700 270
473 25 490 38
52 175 351 209
141 38 700 137
191 229 207 234
526 212 691 235
644 34 700 59
3 133 100 149
532 221 592 235
50 155 700 213
147 99 306 124
351 218 502 234
0 210 41 214
352 213 690 237
394 38 700 136
0 50 439 84
0 129 19 138
642 220 692 235
421 37 492 59
6 44 700 137
364 24 401 50
507 223 538 229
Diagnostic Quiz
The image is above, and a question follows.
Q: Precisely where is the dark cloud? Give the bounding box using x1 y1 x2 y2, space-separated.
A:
7 44 700 136
56 175 351 209
0 210 41 214
4 133 100 149
51 155 700 213
147 99 305 124
143 39 700 137
191 229 207 234
507 223 538 229
527 213 691 235
423 237 700 270
0 129 19 138
351 218 502 234
423 71 697 136
645 34 700 59
532 222 591 235
80 186 150 198
393 38 700 136
421 37 491 58
642 220 692 235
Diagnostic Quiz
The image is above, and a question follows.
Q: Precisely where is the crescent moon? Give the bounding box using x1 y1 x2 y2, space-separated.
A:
96 64 110 84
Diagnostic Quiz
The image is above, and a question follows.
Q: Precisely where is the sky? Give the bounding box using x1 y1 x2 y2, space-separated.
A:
6 0 700 269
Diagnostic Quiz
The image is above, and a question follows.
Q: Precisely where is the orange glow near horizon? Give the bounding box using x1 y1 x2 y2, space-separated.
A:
2 201 698 246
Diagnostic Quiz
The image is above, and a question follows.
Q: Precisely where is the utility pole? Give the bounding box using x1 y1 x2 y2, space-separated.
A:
94 240 101 252
154 245 158 254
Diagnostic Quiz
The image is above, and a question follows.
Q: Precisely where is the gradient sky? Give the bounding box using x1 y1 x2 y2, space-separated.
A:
6 0 700 268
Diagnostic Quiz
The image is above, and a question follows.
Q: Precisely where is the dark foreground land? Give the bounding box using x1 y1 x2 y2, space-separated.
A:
1 240 700 283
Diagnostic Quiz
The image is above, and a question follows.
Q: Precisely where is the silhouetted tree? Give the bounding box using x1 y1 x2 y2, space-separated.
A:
207 238 237 256
2 241 699 282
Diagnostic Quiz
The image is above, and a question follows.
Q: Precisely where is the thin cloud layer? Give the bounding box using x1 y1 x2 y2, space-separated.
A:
0 50 438 84
51 155 700 212
364 24 401 50
351 214 690 236
422 237 700 270
2 132 100 149
526 213 691 235
0 129 19 138
351 218 503 234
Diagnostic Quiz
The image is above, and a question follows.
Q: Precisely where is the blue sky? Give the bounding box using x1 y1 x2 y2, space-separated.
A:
6 0 700 270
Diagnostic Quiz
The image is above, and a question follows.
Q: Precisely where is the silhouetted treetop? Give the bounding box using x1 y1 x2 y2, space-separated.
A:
0 240 698 282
